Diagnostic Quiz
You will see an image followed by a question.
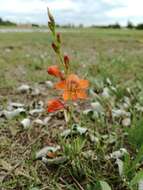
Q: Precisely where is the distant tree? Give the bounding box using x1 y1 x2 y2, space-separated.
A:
109 22 121 29
0 17 16 26
136 23 143 30
127 21 134 29
79 24 83 28
90 23 121 29
61 23 76 28
0 18 3 24
32 24 39 27
55 24 60 28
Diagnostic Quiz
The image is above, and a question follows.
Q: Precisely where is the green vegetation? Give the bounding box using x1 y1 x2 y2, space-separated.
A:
0 28 143 190
0 18 16 27
0 28 143 88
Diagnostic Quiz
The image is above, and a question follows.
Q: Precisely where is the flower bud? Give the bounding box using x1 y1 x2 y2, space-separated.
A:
64 54 70 70
47 8 55 24
47 99 65 113
51 43 59 53
47 65 62 78
57 33 61 44
48 22 54 32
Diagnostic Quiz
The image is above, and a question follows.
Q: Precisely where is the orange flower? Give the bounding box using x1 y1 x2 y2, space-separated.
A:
55 74 89 101
47 99 65 112
47 65 63 78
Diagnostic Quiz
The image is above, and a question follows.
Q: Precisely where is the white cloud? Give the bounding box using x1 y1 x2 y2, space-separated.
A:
0 0 142 25
0 0 76 13
106 0 143 17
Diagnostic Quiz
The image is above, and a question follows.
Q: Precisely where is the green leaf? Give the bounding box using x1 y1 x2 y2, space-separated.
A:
130 170 143 187
126 145 143 176
100 180 112 190
29 188 40 190
132 145 143 170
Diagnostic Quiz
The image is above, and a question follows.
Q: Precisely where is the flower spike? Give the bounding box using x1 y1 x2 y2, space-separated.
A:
47 8 55 25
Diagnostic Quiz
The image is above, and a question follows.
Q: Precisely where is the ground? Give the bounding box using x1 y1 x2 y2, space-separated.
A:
0 28 143 190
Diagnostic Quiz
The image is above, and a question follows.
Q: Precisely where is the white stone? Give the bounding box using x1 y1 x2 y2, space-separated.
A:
36 146 60 159
83 109 92 115
89 134 99 143
106 78 112 85
139 180 143 190
76 126 87 135
135 103 143 112
17 84 30 93
124 97 130 105
21 118 31 129
45 81 53 88
36 101 44 109
33 119 44 126
43 117 51 125
101 87 110 98
8 102 24 109
122 118 131 127
31 88 40 96
3 108 25 119
29 108 43 115
116 159 124 176
91 101 103 113
110 148 128 159
110 86 117 92
112 109 131 118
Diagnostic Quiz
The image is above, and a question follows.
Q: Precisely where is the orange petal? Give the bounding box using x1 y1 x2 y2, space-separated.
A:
63 91 70 101
63 91 79 101
54 81 66 89
67 74 79 82
79 80 89 89
77 90 87 99
71 93 78 101
47 65 63 78
47 99 65 112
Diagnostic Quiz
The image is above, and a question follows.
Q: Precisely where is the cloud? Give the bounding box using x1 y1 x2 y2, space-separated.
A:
106 0 143 17
0 0 142 25
0 0 76 13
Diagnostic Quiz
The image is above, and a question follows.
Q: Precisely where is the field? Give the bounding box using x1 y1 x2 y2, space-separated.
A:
1 28 143 190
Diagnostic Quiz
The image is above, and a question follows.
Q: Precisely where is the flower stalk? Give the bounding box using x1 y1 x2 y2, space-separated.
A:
47 9 89 128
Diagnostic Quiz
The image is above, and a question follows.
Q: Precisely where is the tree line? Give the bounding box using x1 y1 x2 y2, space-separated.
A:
0 18 39 27
0 17 143 29
56 21 143 30
0 18 16 26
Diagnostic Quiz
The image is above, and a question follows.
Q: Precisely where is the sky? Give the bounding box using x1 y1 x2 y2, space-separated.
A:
0 0 143 26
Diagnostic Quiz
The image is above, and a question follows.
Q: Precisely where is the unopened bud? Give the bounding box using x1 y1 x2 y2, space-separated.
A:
64 54 70 70
52 43 59 53
57 33 61 44
47 8 55 24
48 22 54 32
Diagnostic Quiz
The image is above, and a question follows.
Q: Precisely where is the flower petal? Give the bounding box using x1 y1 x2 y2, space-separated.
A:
79 80 89 89
67 74 79 82
63 91 79 101
55 81 66 89
47 65 63 78
77 90 87 99
47 99 64 113
71 93 78 101
63 91 70 101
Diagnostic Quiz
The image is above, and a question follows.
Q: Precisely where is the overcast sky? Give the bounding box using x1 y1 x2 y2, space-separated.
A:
0 0 143 26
